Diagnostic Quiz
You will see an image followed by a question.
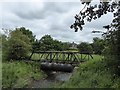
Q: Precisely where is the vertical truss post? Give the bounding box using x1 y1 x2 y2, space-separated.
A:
45 53 49 61
67 53 70 61
81 53 82 60
50 52 52 62
62 52 65 63
29 51 34 60
52 52 56 61
40 53 44 60
70 53 73 62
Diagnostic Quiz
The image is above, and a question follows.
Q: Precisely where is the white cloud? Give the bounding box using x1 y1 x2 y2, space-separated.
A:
1 1 113 43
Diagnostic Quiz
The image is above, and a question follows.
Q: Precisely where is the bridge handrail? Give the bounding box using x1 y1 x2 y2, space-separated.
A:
28 51 93 62
32 51 92 54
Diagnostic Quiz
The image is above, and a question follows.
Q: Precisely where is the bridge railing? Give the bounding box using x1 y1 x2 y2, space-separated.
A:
28 51 93 63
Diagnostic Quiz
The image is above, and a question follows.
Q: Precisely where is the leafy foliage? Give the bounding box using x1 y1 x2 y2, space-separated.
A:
39 35 54 51
1 35 8 60
70 1 120 32
18 27 36 43
2 28 32 60
92 37 105 54
71 0 120 76
33 35 70 51
16 27 36 51
60 56 120 88
103 17 120 75
77 42 93 54
101 3 120 75
8 30 31 60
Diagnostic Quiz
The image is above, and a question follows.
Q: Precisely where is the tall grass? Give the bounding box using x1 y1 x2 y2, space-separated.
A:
60 55 120 88
2 61 46 88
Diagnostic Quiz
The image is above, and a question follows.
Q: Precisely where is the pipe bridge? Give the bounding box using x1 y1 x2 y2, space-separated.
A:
29 51 93 72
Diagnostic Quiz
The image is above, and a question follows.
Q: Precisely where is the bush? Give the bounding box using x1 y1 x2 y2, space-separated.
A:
60 56 120 88
1 35 9 61
78 42 93 54
2 30 32 60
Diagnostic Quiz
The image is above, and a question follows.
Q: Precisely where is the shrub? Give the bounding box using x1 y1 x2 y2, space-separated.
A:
78 42 93 54
60 56 120 88
2 30 32 60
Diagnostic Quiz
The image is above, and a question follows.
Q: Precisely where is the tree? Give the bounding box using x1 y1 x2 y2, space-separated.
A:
77 42 93 54
1 34 8 61
16 27 36 51
103 8 120 75
2 29 32 60
39 35 54 51
33 35 70 51
53 40 63 51
62 42 70 51
70 0 120 75
32 39 40 51
92 37 105 54
18 27 36 43
70 0 119 32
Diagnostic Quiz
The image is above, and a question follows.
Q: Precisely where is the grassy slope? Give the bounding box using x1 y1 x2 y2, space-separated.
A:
2 61 46 88
60 55 120 88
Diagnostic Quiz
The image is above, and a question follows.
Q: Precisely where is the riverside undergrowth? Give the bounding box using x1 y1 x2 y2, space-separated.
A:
2 61 46 88
60 55 120 88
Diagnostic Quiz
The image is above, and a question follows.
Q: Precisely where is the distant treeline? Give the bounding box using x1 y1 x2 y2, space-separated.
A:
1 27 105 61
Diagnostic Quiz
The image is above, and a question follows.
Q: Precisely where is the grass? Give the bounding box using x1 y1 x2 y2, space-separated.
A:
58 55 120 88
2 61 46 88
3 52 120 88
2 52 101 88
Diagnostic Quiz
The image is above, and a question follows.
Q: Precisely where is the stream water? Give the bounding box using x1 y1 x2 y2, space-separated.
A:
29 67 78 88
29 71 72 88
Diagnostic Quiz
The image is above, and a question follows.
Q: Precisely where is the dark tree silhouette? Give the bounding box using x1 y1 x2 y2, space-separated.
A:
70 0 120 75
70 0 120 32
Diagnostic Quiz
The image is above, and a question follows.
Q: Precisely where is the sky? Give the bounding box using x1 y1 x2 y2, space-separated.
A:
0 0 114 44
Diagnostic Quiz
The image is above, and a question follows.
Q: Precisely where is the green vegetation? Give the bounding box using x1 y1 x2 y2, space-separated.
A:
68 1 120 88
19 27 36 43
92 37 105 55
1 27 73 88
1 27 47 88
77 42 93 54
71 0 120 76
2 61 46 88
2 28 32 61
2 7 120 87
60 55 120 88
33 35 70 51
